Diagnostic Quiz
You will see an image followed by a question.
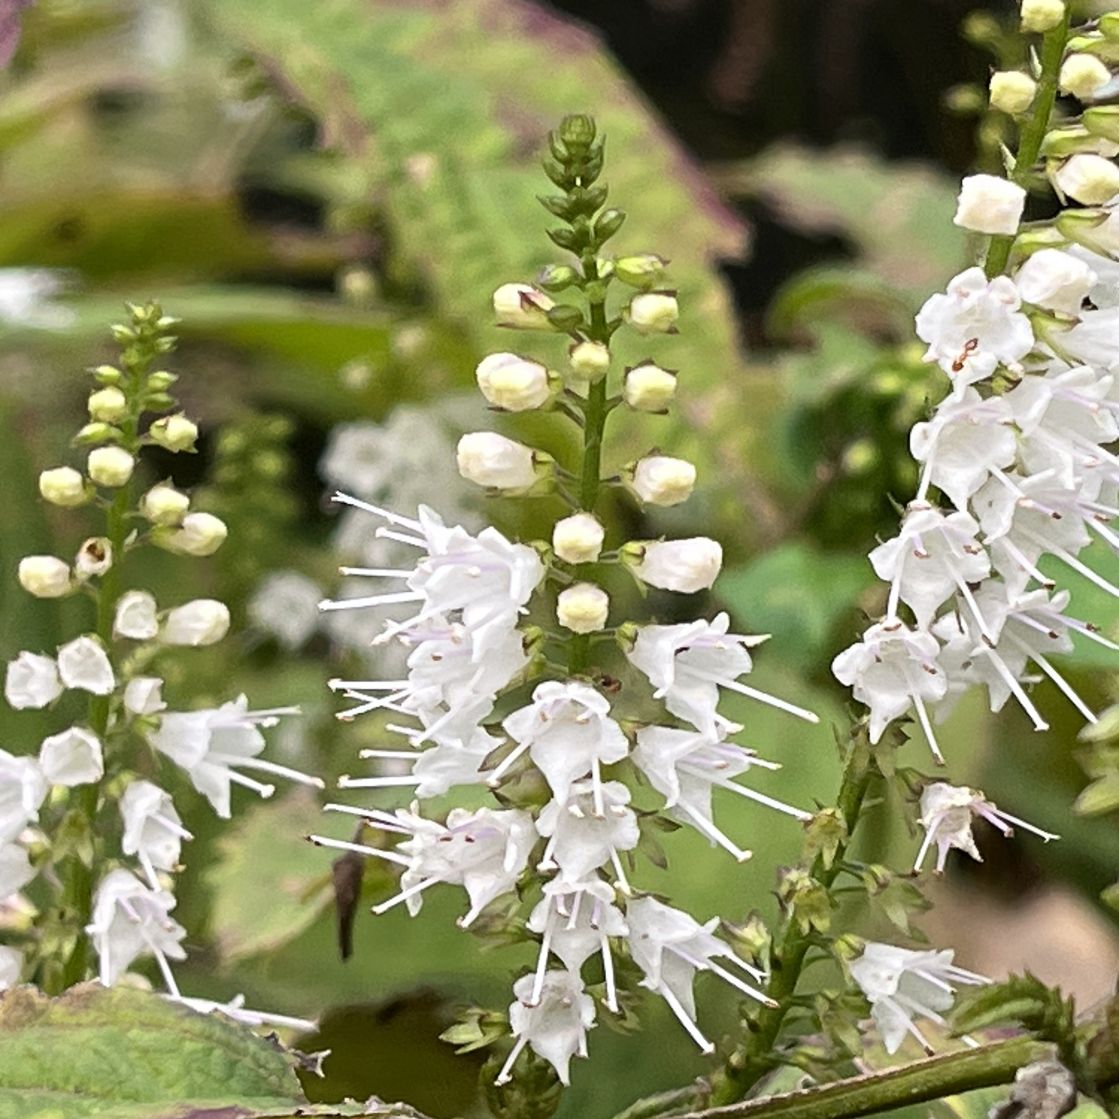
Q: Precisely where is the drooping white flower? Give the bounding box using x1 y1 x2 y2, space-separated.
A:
1054 153 1119 206
114 590 159 641
0 750 47 843
161 599 230 647
915 781 1058 874
953 174 1026 235
1014 249 1096 316
18 555 71 599
124 676 166 717
627 896 771 1053
626 292 678 334
628 538 723 594
626 613 817 738
633 725 808 862
74 537 112 579
0 843 35 899
914 267 1033 391
537 779 640 887
149 413 198 454
456 432 545 492
87 868 187 988
623 363 677 412
139 483 190 527
496 970 595 1087
831 622 948 759
499 681 628 804
39 726 103 787
149 696 315 818
120 780 192 886
0 946 22 990
4 652 61 710
56 636 114 695
628 455 696 507
849 941 986 1054
475 353 553 411
158 511 227 557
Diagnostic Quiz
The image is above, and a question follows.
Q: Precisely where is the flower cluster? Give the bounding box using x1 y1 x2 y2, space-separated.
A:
316 117 818 1088
1 303 317 1028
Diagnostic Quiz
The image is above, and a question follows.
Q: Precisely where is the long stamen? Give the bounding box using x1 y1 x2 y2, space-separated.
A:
659 983 714 1053
708 775 812 820
911 694 945 765
308 834 411 866
676 800 752 861
371 875 439 915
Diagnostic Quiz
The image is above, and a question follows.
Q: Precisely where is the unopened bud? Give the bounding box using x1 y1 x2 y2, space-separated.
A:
1040 125 1118 158
162 599 231 646
146 371 177 392
74 537 112 579
74 422 119 446
567 340 610 383
625 291 678 334
114 590 159 640
1057 207 1119 255
1060 54 1112 100
623 363 677 412
989 70 1036 114
18 555 72 598
1083 105 1119 144
87 446 135 488
1054 153 1119 204
623 537 723 594
1019 0 1065 33
552 513 605 564
536 264 579 293
953 173 1026 235
492 283 555 329
456 432 551 492
140 483 190 526
91 365 122 386
626 454 697 507
87 387 128 424
38 466 89 508
614 253 669 289
557 583 610 634
475 353 554 411
149 413 198 453
156 511 228 557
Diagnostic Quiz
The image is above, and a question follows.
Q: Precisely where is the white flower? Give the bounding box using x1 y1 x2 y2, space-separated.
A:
1054 154 1119 206
124 676 166 717
0 269 72 328
0 946 22 991
557 583 609 634
915 782 1058 873
476 353 552 411
1014 249 1096 315
39 727 103 787
18 555 71 599
75 537 113 579
1059 54 1112 101
456 432 544 491
148 413 198 453
500 681 628 804
158 511 228 557
849 941 986 1054
623 363 677 412
537 779 640 885
4 652 61 710
87 868 187 987
627 613 817 738
248 571 323 650
914 267 1033 389
568 341 611 382
627 896 770 1053
496 970 595 1087
88 386 127 423
161 599 230 647
553 513 605 564
953 174 1026 235
989 71 1036 115
0 844 35 899
57 636 114 695
140 484 190 526
869 505 990 631
120 780 191 886
149 695 314 818
626 292 678 334
87 446 135 488
831 622 948 758
909 389 1017 511
628 455 696 506
38 466 88 507
1019 0 1065 32
0 751 47 843
114 590 159 640
628 538 723 594
493 283 555 329
633 725 807 861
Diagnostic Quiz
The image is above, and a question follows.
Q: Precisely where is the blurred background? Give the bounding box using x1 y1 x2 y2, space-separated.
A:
1 1 1118 1116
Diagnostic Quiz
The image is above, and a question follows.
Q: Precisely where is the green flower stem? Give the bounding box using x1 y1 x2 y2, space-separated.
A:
708 733 876 1106
984 12 1072 279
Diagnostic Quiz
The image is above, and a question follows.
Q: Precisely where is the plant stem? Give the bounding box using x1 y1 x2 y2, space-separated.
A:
708 733 876 1105
984 12 1072 278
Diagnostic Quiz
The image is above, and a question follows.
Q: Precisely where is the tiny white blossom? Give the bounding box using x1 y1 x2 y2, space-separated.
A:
38 466 88 508
18 555 71 599
628 538 723 594
4 652 62 710
161 599 230 647
953 174 1026 236
626 292 678 334
124 676 166 717
568 340 611 382
552 512 605 564
39 726 103 787
0 750 47 842
1015 249 1096 316
537 779 640 885
988 70 1036 115
1054 154 1119 206
114 590 159 641
557 583 610 634
1020 0 1065 33
493 283 555 329
120 780 192 886
57 636 114 696
75 537 113 579
87 446 135 488
0 844 35 899
628 455 696 507
1060 54 1112 101
159 511 227 557
456 432 544 491
139 483 190 526
623 363 677 412
475 353 553 411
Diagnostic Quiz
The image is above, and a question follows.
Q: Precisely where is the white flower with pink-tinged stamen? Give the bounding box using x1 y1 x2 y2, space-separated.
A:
536 779 639 889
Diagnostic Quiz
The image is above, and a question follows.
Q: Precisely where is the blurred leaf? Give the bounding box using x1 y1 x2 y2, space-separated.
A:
766 266 913 342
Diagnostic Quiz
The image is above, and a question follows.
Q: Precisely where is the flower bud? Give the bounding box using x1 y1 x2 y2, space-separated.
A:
1060 54 1112 100
626 454 697 507
492 283 555 329
74 537 112 579
38 466 89 508
39 727 103 787
556 582 610 634
157 511 228 557
614 253 669 289
552 513 605 564
989 70 1036 114
114 590 159 640
146 371 177 392
475 353 553 411
624 537 723 593
623 363 677 412
57 635 114 694
1057 207 1119 255
18 555 71 599
1014 248 1096 315
567 340 611 383
1040 125 1118 158
1054 153 1119 204
1083 106 1119 144
456 432 551 492
124 675 166 716
87 446 134 488
92 364 122 386
162 599 231 646
149 413 198 453
536 264 579 293
87 387 128 423
140 483 190 526
1019 0 1065 33
626 292 678 334
74 422 120 446
5 651 62 711
1103 13 1119 40
952 174 1026 235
